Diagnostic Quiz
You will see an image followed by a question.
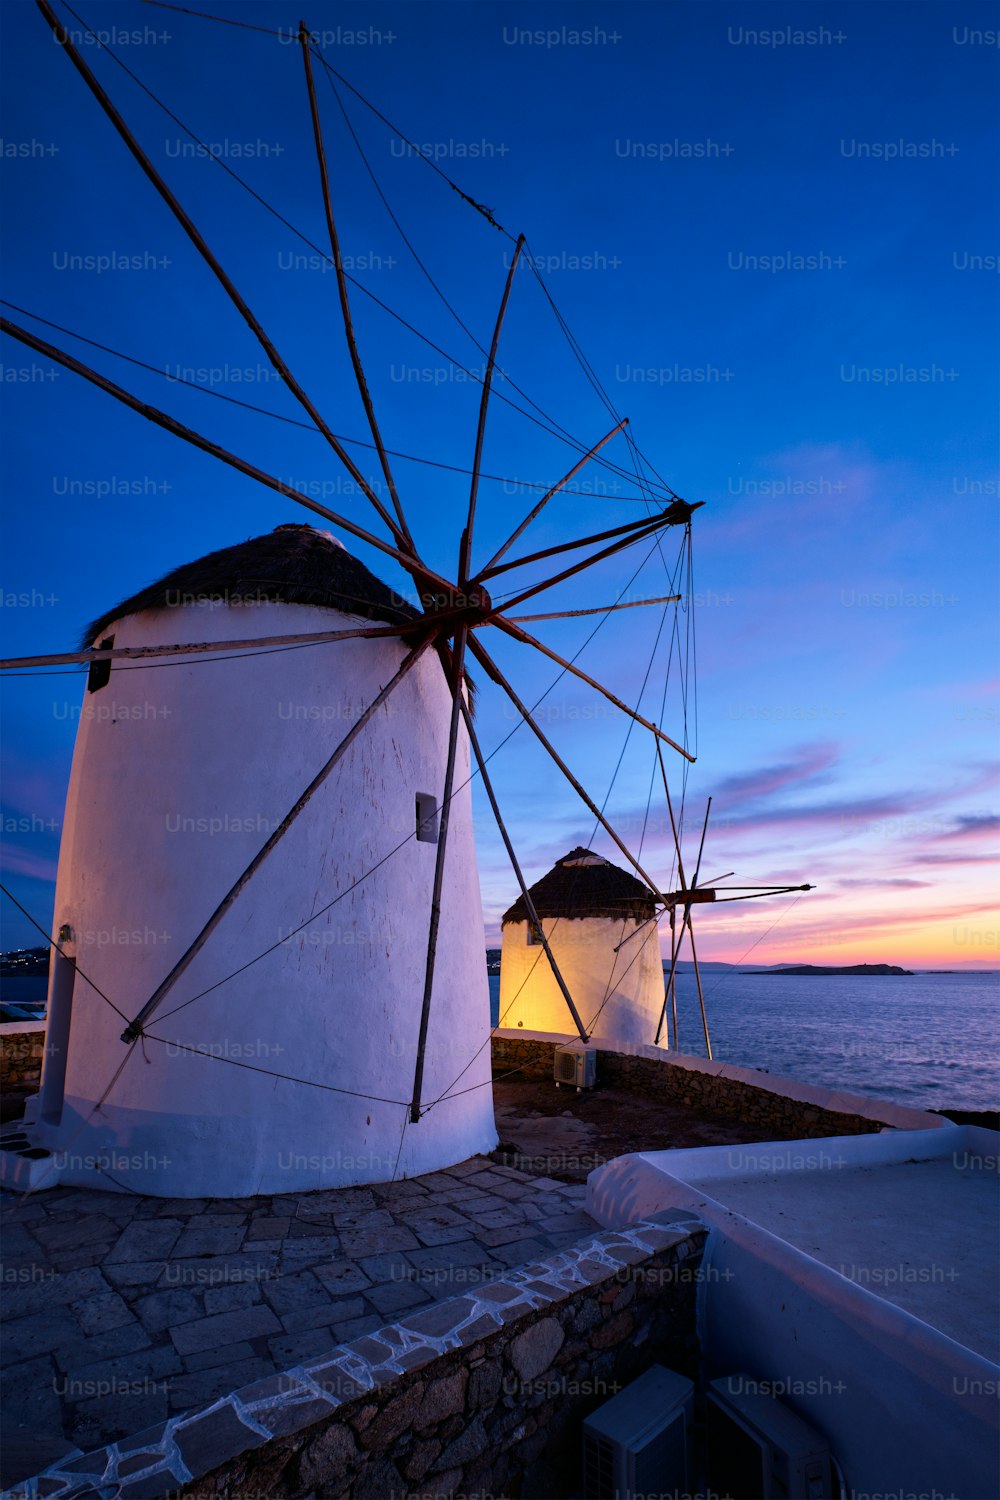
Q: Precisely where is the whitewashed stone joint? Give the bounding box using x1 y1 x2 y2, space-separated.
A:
4 1217 704 1500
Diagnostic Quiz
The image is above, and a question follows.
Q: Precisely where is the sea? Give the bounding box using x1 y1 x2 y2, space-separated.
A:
0 977 48 999
5 971 996 1112
489 969 999 1113
0 975 48 1019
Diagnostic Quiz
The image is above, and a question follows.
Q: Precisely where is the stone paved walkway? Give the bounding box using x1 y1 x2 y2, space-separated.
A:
0 1157 594 1488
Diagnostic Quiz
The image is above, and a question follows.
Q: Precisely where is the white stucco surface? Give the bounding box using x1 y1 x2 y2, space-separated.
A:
695 1200 999 1500
34 595 496 1195
499 916 665 1043
695 1152 999 1362
588 1124 1000 1359
588 1125 1000 1499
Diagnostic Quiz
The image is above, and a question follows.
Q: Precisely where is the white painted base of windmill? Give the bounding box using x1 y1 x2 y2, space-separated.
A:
500 915 667 1044
32 588 498 1198
0 1109 61 1191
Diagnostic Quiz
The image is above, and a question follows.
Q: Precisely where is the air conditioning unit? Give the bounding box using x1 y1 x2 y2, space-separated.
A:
707 1375 835 1499
553 1043 596 1090
583 1364 693 1499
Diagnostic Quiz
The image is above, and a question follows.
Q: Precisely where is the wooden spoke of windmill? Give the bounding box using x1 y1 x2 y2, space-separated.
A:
297 23 414 554
653 787 815 1054
8 3 702 1123
33 0 416 557
2 301 697 1091
477 419 629 576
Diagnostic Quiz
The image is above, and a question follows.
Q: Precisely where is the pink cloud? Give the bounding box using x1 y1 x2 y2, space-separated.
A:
935 813 1000 840
836 877 933 890
914 852 998 866
710 742 841 811
0 844 59 882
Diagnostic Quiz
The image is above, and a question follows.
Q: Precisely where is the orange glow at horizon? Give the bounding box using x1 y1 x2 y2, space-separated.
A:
672 903 1000 970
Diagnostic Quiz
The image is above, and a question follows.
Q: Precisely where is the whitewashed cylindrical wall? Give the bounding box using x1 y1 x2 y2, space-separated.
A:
498 915 666 1046
36 596 496 1195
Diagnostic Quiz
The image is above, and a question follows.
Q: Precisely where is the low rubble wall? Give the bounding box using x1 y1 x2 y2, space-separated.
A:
0 1023 45 1120
491 1029 944 1137
23 1219 705 1500
0 1024 45 1092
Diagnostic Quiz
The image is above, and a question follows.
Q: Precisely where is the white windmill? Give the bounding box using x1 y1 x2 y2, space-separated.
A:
0 3 809 1195
498 849 665 1045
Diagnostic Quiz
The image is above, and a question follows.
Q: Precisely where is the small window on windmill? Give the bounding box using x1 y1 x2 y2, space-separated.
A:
87 635 114 693
527 922 544 946
415 792 438 844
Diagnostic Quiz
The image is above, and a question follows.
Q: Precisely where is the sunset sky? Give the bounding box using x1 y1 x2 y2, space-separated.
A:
1 0 996 969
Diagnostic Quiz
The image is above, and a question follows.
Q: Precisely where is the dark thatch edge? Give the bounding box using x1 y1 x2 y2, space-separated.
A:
502 846 657 925
79 524 420 649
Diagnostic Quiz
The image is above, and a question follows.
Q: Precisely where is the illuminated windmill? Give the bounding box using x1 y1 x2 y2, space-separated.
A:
0 2 808 1193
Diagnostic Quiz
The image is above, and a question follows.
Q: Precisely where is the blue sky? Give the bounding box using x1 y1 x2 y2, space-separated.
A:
1 0 997 966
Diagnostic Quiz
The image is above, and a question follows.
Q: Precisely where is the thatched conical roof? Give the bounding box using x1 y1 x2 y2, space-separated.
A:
80 524 418 647
502 847 656 925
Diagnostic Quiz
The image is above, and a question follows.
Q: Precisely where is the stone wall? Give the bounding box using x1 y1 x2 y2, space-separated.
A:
0 1026 44 1118
492 1032 906 1138
28 1218 706 1500
0 1026 45 1088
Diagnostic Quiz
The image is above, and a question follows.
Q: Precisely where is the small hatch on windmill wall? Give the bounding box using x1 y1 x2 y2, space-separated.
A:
415 792 439 843
87 635 114 693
